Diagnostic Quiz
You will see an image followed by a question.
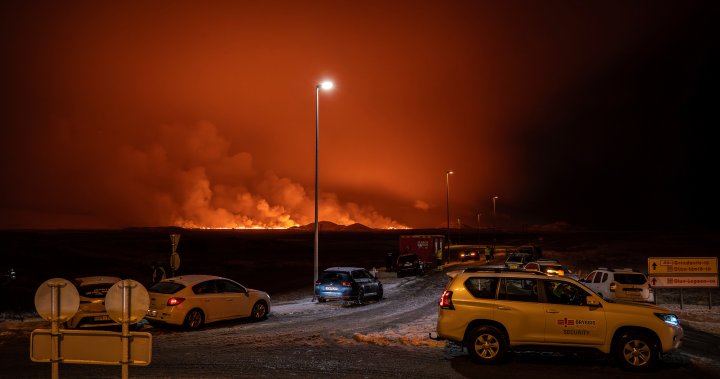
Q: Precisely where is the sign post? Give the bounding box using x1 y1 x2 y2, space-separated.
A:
34 278 80 379
32 278 151 379
170 234 181 277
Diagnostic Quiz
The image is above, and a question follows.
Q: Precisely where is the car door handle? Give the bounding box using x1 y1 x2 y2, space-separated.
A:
497 306 511 310
546 309 560 313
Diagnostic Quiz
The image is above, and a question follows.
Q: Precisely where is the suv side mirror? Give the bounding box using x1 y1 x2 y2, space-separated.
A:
586 296 601 307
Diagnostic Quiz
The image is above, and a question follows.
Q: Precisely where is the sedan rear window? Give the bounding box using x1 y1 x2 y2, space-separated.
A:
78 284 115 298
614 273 647 285
320 272 350 282
149 282 185 294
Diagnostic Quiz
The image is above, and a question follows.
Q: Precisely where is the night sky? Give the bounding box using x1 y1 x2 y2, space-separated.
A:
1 1 718 231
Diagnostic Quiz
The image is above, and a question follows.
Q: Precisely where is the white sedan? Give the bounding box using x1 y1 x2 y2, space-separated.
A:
145 275 271 329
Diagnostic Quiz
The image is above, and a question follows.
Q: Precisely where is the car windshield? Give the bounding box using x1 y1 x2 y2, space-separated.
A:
398 255 418 264
506 255 525 263
320 271 351 282
149 282 185 294
78 283 115 298
614 273 647 285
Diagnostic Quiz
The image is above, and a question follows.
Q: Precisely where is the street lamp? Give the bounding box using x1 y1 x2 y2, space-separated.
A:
445 170 453 259
314 80 333 301
492 196 499 244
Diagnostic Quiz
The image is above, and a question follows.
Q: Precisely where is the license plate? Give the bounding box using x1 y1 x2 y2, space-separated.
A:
94 316 111 321
325 286 338 291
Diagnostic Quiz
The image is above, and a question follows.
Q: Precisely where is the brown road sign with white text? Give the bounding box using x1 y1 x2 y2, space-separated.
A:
648 257 718 275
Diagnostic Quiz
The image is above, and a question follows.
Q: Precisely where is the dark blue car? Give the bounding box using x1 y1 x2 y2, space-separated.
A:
315 267 383 305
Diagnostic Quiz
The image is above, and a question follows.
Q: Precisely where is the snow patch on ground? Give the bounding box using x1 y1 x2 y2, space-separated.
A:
350 314 446 348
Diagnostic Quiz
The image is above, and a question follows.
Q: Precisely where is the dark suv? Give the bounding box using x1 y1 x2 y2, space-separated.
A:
315 267 383 305
396 254 424 278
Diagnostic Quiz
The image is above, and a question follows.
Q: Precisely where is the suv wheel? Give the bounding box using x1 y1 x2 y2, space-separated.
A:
615 332 658 371
467 325 506 364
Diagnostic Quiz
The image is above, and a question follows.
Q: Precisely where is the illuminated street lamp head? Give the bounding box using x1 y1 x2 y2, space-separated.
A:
319 81 334 90
493 196 498 200
447 170 454 175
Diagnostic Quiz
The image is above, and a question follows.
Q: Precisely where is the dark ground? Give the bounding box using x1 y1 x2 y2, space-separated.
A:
1 228 719 313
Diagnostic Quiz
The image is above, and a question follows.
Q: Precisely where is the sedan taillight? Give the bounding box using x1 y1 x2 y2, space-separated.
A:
167 297 185 306
439 290 454 310
609 282 617 292
341 281 352 287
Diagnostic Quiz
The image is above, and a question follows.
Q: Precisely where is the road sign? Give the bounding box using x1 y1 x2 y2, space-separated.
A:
649 275 719 288
34 278 79 322
30 329 152 365
648 257 718 275
105 279 150 324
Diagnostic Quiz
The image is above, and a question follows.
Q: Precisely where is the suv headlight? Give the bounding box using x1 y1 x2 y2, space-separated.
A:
655 313 679 326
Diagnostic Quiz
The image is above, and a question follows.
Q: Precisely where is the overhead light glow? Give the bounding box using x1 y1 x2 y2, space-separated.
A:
320 81 334 90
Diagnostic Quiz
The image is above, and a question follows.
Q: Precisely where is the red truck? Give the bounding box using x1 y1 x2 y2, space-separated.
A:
398 235 445 269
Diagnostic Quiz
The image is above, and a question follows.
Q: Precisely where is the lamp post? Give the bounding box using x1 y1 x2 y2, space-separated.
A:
492 196 499 244
314 80 333 301
445 170 453 259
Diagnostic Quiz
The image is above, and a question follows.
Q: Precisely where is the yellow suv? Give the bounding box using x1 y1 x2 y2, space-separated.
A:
436 268 683 371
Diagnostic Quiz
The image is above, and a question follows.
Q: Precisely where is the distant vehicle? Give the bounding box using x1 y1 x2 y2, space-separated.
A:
523 259 579 280
504 253 536 270
1 267 16 287
399 235 444 268
513 244 543 259
396 254 424 277
579 268 654 303
315 267 383 305
436 268 683 371
459 250 480 262
145 275 271 329
66 276 122 329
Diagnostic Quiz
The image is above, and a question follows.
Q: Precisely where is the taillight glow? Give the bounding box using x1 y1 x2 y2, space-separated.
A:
341 281 352 287
609 282 617 292
167 297 185 306
439 290 454 309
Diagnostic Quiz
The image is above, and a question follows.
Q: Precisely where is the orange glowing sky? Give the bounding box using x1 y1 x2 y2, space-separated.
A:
0 2 717 230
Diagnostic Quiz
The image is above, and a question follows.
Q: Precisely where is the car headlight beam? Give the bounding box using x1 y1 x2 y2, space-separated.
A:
654 313 679 326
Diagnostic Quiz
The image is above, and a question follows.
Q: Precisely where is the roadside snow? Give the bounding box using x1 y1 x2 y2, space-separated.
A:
659 303 720 337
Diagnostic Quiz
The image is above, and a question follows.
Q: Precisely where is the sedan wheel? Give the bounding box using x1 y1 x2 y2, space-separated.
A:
356 287 366 305
251 301 268 321
183 309 204 329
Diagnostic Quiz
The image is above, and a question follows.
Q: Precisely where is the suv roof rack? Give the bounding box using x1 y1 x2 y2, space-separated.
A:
596 267 639 273
463 267 549 275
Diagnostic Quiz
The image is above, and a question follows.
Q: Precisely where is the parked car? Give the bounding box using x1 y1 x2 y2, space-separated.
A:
523 259 579 280
504 252 536 269
396 254 424 277
315 267 383 304
579 268 655 303
145 275 271 329
459 250 480 262
66 276 122 329
436 267 683 371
